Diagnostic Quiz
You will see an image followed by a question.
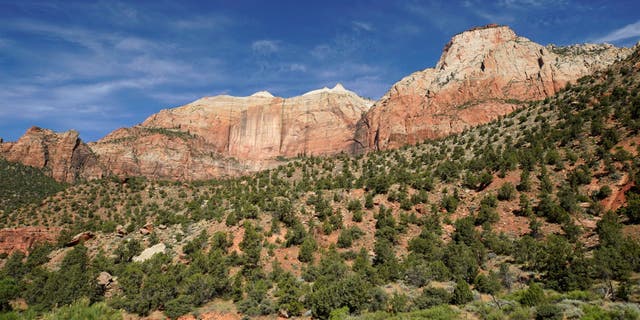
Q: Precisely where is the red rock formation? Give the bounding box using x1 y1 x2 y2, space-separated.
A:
0 227 60 254
0 127 104 183
1 26 631 182
355 25 632 151
90 84 371 180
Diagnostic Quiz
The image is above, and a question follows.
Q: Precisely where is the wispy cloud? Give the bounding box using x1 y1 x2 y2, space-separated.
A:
595 20 640 43
473 10 515 24
0 13 233 140
497 0 567 9
251 39 280 54
172 15 232 30
352 21 374 32
288 63 307 72
404 2 469 33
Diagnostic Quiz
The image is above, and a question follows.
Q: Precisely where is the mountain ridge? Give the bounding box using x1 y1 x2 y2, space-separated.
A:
0 25 634 182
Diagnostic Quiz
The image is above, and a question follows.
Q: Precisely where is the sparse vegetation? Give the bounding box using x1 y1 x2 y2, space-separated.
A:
1 42 640 320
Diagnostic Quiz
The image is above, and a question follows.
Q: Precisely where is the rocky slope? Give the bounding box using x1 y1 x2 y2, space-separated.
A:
89 84 371 180
355 24 633 151
0 127 104 183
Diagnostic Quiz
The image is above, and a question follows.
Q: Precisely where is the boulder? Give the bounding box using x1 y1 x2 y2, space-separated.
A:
132 243 166 262
66 231 94 247
139 222 154 235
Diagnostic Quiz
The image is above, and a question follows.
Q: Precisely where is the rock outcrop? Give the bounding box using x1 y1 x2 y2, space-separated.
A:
355 25 632 151
0 127 104 183
90 84 371 180
0 227 60 254
132 243 166 262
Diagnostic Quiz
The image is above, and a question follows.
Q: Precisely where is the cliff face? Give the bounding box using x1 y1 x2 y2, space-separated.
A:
0 227 60 254
89 84 371 180
0 127 104 183
88 127 246 181
355 25 633 151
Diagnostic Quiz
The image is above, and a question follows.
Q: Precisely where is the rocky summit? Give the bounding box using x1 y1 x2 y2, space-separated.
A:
355 25 633 151
0 126 104 183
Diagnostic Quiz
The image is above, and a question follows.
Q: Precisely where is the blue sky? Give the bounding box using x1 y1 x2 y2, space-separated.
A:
1 0 639 142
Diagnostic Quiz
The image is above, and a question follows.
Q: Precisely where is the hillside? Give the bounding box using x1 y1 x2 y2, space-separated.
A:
0 158 65 215
1 43 639 319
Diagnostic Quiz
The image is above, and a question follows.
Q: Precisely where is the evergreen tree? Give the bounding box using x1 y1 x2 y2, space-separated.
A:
451 279 473 305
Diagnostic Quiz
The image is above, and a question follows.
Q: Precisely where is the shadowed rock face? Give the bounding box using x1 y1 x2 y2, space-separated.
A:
89 84 372 180
0 127 104 183
355 25 632 152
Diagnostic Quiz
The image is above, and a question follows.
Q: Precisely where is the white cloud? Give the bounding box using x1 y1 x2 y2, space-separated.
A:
595 20 640 43
103 2 139 21
288 63 307 72
497 0 567 8
114 37 158 51
251 40 280 54
172 15 232 30
353 21 374 32
8 20 106 51
404 2 468 33
474 10 515 24
0 18 230 139
393 24 422 35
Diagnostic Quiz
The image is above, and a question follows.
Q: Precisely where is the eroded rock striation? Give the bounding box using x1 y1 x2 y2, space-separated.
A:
355 25 633 151
0 127 104 183
89 84 371 180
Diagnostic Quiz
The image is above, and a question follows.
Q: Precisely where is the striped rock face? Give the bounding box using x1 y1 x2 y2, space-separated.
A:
89 84 372 180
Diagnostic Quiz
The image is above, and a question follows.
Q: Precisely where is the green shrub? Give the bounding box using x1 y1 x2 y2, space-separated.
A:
497 182 516 201
414 286 451 309
519 283 545 307
451 280 473 305
42 298 121 320
534 304 562 320
164 295 194 319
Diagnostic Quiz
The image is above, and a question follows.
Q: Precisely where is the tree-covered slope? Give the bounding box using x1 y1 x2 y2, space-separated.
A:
0 158 65 216
2 49 640 319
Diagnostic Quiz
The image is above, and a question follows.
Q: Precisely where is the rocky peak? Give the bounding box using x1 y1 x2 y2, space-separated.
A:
0 127 104 183
302 83 356 96
250 90 275 98
356 25 633 151
438 25 517 70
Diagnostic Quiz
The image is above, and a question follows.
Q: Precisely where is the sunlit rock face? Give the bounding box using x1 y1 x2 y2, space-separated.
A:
1 126 104 183
355 25 632 151
90 84 372 180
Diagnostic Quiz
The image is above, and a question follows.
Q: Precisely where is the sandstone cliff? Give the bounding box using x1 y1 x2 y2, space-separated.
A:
89 84 371 180
355 25 633 151
0 227 60 254
0 127 104 183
